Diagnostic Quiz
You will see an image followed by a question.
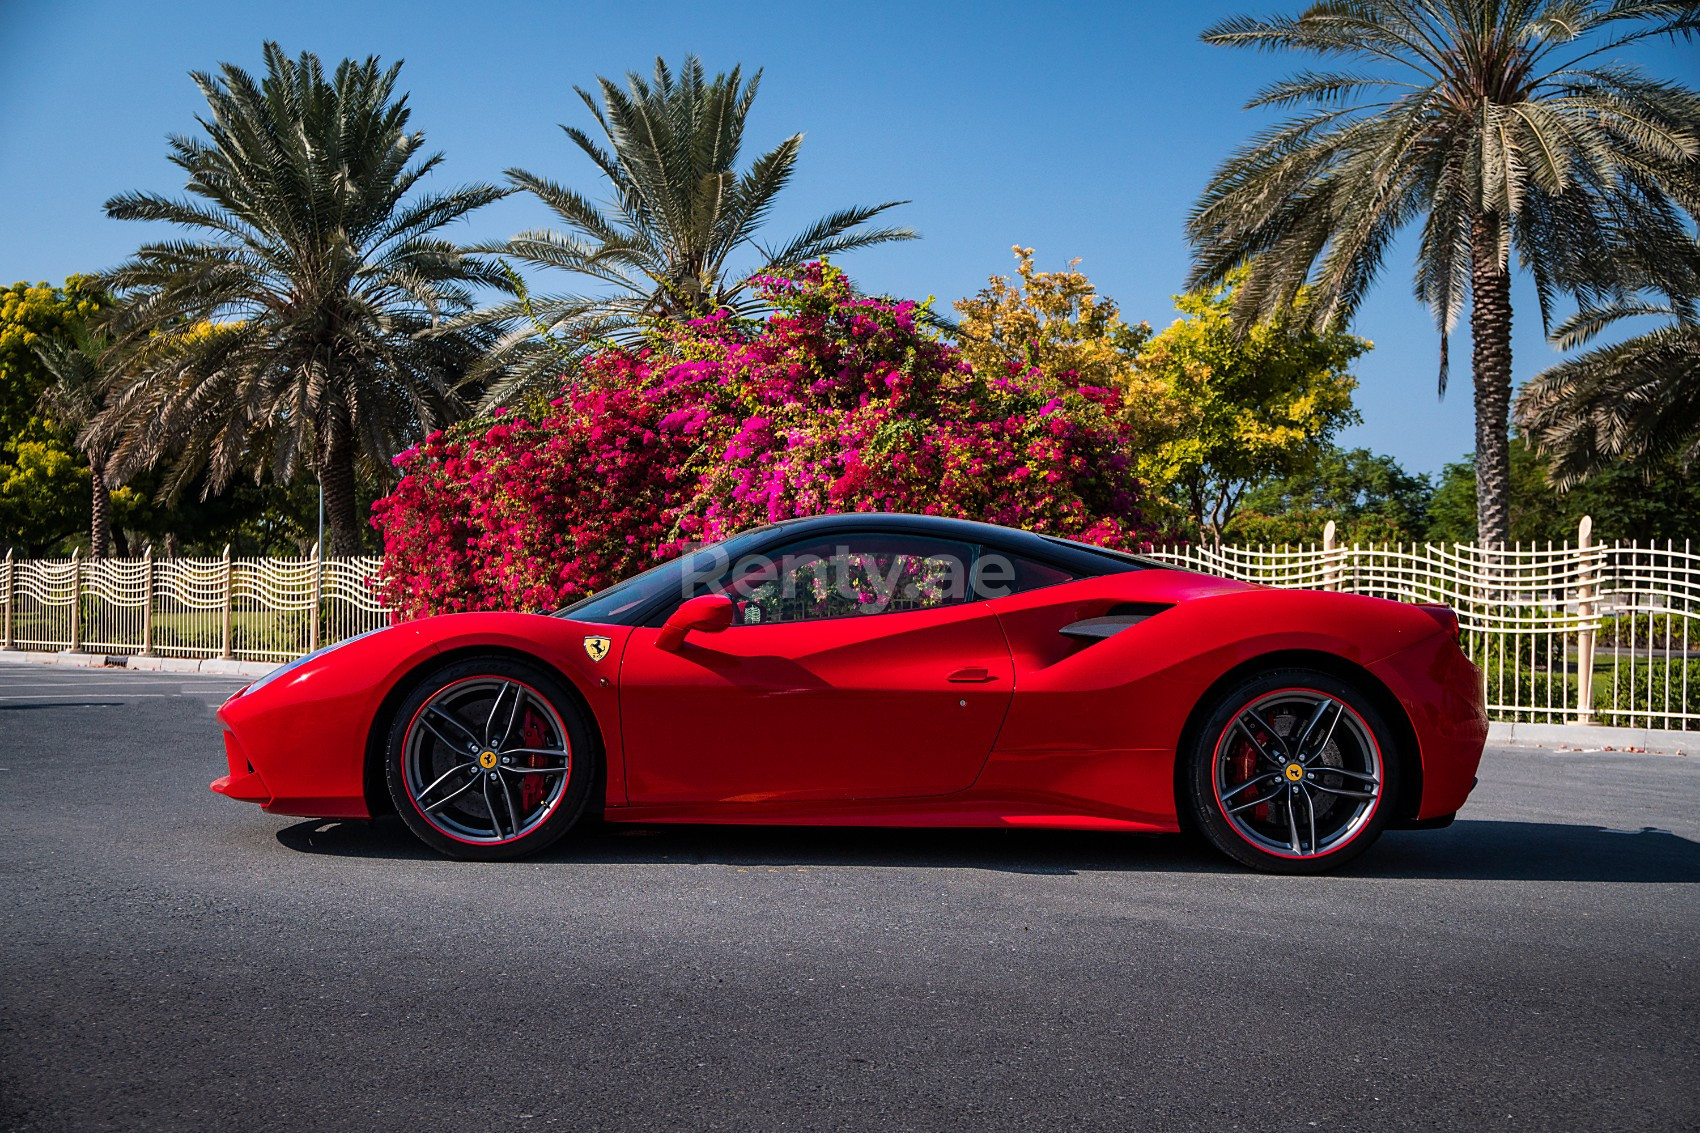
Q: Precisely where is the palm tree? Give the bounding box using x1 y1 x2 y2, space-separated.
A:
99 43 507 555
33 325 122 557
1516 297 1700 485
472 55 918 407
1187 1 1700 546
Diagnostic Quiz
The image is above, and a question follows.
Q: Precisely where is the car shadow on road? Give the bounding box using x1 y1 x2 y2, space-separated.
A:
276 816 1700 883
1366 820 1700 882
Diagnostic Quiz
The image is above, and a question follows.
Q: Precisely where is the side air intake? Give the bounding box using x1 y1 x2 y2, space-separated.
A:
1058 602 1171 642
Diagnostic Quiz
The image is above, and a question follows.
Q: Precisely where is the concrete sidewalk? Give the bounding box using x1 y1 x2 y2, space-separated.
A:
0 647 278 679
1488 720 1696 756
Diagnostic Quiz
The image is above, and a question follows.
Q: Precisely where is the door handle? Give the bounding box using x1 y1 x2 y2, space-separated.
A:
947 667 997 683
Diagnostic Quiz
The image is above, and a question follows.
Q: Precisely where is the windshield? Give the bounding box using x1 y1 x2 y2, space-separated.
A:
555 527 779 626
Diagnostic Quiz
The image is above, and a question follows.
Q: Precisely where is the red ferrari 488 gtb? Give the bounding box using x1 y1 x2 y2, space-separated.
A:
214 513 1486 872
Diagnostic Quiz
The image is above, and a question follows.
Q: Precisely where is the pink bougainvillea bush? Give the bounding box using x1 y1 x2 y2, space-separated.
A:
372 265 1157 619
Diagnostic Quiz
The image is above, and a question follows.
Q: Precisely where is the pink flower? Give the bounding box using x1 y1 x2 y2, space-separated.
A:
371 263 1156 620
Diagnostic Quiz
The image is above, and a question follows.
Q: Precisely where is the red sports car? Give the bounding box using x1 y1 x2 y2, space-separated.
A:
214 513 1486 873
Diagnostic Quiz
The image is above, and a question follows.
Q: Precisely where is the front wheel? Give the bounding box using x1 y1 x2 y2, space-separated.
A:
1184 668 1400 874
385 656 599 860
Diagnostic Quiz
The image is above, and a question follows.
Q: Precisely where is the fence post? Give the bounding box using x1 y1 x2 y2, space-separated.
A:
141 546 155 656
69 546 82 652
2 549 12 650
1575 515 1597 725
221 544 233 660
1322 520 1341 591
309 545 323 654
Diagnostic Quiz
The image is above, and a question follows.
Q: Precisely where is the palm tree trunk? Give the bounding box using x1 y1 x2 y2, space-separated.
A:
1470 215 1514 548
318 433 362 557
88 455 111 560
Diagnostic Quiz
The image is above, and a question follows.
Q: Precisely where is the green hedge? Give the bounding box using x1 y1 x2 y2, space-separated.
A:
1477 654 1700 725
1593 659 1700 726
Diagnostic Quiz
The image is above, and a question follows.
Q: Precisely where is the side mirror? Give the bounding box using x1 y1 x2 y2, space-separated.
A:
657 593 736 651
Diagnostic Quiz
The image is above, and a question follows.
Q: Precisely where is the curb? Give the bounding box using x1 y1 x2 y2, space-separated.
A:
0 649 279 679
1488 720 1695 756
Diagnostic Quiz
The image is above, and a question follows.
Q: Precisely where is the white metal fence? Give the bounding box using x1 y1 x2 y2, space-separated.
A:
5 518 1697 730
1 548 387 663
1150 517 1700 732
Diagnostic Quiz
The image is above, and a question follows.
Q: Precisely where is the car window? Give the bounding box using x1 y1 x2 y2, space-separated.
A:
712 534 977 625
557 526 778 625
973 552 1077 599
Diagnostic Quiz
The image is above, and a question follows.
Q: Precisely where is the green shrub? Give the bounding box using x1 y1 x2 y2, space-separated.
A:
1594 658 1700 727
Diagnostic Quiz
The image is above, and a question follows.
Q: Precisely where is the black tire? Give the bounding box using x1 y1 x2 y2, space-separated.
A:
1182 667 1400 874
384 655 599 861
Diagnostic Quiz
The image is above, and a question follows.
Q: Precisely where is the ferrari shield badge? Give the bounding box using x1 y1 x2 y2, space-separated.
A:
583 635 612 663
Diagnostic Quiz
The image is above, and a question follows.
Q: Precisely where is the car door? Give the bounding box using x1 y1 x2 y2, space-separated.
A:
618 531 1015 806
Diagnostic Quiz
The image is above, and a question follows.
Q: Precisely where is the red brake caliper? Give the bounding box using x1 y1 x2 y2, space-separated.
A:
519 712 550 812
1231 727 1267 824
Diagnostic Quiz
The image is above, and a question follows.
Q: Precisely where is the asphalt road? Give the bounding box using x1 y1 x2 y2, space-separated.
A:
1 665 1696 1132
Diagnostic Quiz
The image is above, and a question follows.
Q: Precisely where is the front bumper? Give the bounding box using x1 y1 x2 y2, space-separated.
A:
211 625 441 820
210 726 272 803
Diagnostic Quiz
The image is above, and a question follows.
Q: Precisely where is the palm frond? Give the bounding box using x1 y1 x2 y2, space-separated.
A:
98 42 501 547
475 54 916 405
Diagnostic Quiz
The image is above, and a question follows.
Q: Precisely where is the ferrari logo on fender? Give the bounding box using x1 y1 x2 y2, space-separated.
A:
1284 762 1305 782
583 635 612 663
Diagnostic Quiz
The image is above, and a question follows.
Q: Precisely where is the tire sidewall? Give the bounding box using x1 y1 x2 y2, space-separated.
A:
385 656 599 861
1185 667 1400 875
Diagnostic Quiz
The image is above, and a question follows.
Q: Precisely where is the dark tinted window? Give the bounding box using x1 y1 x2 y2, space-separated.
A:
707 533 977 625
557 527 777 625
974 553 1077 599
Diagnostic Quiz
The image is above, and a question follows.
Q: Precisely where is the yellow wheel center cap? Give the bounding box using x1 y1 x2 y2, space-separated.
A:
478 750 498 769
1284 762 1305 782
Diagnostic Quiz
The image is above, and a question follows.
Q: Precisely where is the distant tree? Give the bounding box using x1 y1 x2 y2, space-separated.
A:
1133 280 1368 542
33 324 125 556
1189 1 1700 548
0 279 104 554
117 471 325 556
0 441 88 557
1426 438 1700 546
98 43 506 555
472 55 917 408
1228 447 1432 546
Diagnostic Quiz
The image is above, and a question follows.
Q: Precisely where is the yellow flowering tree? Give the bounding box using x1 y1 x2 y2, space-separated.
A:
0 279 109 554
1135 279 1368 543
954 247 1185 450
954 250 1368 544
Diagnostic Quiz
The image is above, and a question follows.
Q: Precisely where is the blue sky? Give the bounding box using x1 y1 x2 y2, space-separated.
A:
1 1 1690 476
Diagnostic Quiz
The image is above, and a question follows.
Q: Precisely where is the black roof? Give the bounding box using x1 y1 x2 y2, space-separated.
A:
754 512 1156 576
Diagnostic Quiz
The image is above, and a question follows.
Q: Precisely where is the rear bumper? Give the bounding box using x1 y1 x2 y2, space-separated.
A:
1369 632 1488 821
1393 809 1458 831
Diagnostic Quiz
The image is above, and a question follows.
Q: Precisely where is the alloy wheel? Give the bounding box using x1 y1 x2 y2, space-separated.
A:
1211 688 1384 859
401 676 573 845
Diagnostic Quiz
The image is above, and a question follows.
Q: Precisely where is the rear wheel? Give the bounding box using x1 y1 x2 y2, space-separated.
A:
1184 668 1399 874
385 656 599 860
